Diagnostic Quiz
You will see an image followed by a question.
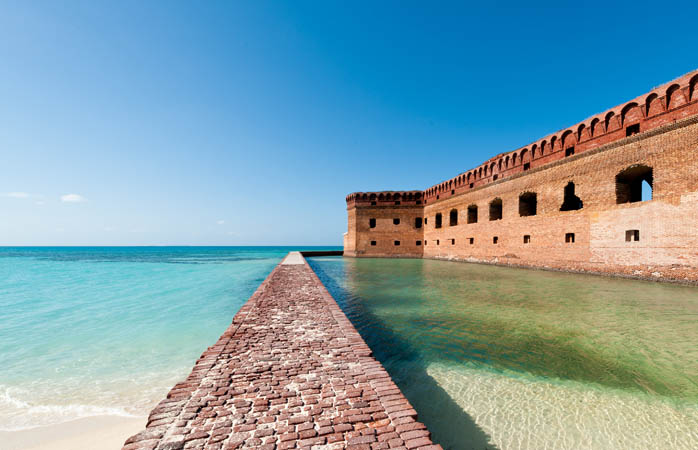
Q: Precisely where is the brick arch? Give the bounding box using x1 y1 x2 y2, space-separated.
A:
666 84 684 109
621 102 640 126
505 155 510 167
520 148 529 163
645 93 661 116
577 124 586 142
590 118 601 136
531 144 538 159
561 130 574 148
690 75 698 101
605 111 617 132
540 140 547 155
512 152 518 166
550 136 558 151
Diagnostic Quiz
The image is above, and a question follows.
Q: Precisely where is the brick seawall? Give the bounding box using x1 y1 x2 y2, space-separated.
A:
123 252 439 450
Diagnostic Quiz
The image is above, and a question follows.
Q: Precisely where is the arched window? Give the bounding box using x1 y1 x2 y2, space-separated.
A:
512 153 517 166
540 140 547 155
560 182 583 211
621 102 639 126
467 205 478 224
577 124 586 142
489 198 503 221
531 145 537 159
449 209 458 226
519 192 537 217
616 165 653 204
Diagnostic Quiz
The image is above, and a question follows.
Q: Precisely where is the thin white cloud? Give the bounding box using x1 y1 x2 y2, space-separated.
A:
216 220 225 225
3 192 31 198
60 194 87 203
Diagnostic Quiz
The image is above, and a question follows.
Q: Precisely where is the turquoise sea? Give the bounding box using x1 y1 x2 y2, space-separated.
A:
3 248 697 450
0 246 338 431
308 257 698 450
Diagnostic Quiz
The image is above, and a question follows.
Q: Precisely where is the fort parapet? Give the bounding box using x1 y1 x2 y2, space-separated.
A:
344 70 698 282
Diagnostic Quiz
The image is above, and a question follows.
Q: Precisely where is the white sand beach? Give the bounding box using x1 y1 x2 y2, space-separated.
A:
0 415 145 450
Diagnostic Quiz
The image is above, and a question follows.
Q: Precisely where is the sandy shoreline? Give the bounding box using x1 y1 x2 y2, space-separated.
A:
0 415 145 450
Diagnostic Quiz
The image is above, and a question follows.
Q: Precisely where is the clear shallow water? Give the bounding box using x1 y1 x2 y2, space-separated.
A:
308 257 698 450
0 246 339 431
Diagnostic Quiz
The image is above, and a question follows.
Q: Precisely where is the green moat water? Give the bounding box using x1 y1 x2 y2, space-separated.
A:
308 257 698 450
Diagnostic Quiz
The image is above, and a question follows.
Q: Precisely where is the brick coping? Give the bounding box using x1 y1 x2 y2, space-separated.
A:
122 253 440 450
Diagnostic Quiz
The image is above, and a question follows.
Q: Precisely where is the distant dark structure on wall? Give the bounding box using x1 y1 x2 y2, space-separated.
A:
344 69 698 282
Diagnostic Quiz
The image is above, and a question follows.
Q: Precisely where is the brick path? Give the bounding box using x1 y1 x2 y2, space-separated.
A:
123 253 440 450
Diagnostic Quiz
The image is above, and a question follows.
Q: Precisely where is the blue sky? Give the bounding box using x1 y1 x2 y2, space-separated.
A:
0 1 695 245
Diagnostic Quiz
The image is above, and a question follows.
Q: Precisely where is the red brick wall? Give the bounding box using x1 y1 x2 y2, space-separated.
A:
345 70 698 282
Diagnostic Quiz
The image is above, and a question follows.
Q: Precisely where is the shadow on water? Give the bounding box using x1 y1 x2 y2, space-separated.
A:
310 260 499 450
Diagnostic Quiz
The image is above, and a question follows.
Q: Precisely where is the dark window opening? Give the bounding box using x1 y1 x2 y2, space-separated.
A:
560 182 583 211
519 192 537 217
436 240 440 245
371 201 377 205
449 209 458 226
416 200 422 205
625 230 640 242
493 236 499 244
565 147 575 157
493 174 499 181
369 218 376 228
451 190 455 195
424 218 428 225
436 195 440 200
470 183 474 188
370 241 376 246
523 162 530 171
489 198 503 221
626 124 640 137
394 201 401 205
450 239 455 245
565 233 575 243
416 240 422 246
393 218 400 225
415 217 422 228
467 205 478 224
523 235 531 244
424 240 427 246
435 213 442 229
469 238 474 245
616 165 653 204
394 240 400 246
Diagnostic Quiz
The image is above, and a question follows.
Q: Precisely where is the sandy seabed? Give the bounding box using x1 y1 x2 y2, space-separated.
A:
0 415 145 450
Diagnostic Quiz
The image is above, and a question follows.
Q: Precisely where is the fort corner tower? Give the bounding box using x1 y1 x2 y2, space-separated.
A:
345 70 698 281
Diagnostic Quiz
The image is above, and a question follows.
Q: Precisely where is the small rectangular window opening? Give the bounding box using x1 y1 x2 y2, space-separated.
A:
416 240 422 246
625 230 640 242
424 240 427 246
565 147 575 157
493 236 499 244
523 235 531 244
369 218 376 228
394 240 400 246
451 190 455 195
469 237 474 245
416 200 422 205
371 201 377 205
493 174 499 180
370 241 376 246
450 239 455 245
469 183 474 188
565 233 575 243
436 195 440 199
424 218 428 225
626 124 640 137
394 201 401 205
415 217 423 229
436 240 440 245
393 218 400 225
523 162 530 171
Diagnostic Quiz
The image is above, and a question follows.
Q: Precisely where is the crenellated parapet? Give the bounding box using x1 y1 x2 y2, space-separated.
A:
346 190 423 208
423 69 698 204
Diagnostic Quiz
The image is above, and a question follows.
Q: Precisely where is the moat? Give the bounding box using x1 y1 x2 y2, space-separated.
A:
308 256 698 450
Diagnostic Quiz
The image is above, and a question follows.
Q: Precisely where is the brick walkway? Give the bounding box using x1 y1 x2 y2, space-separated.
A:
123 253 439 450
